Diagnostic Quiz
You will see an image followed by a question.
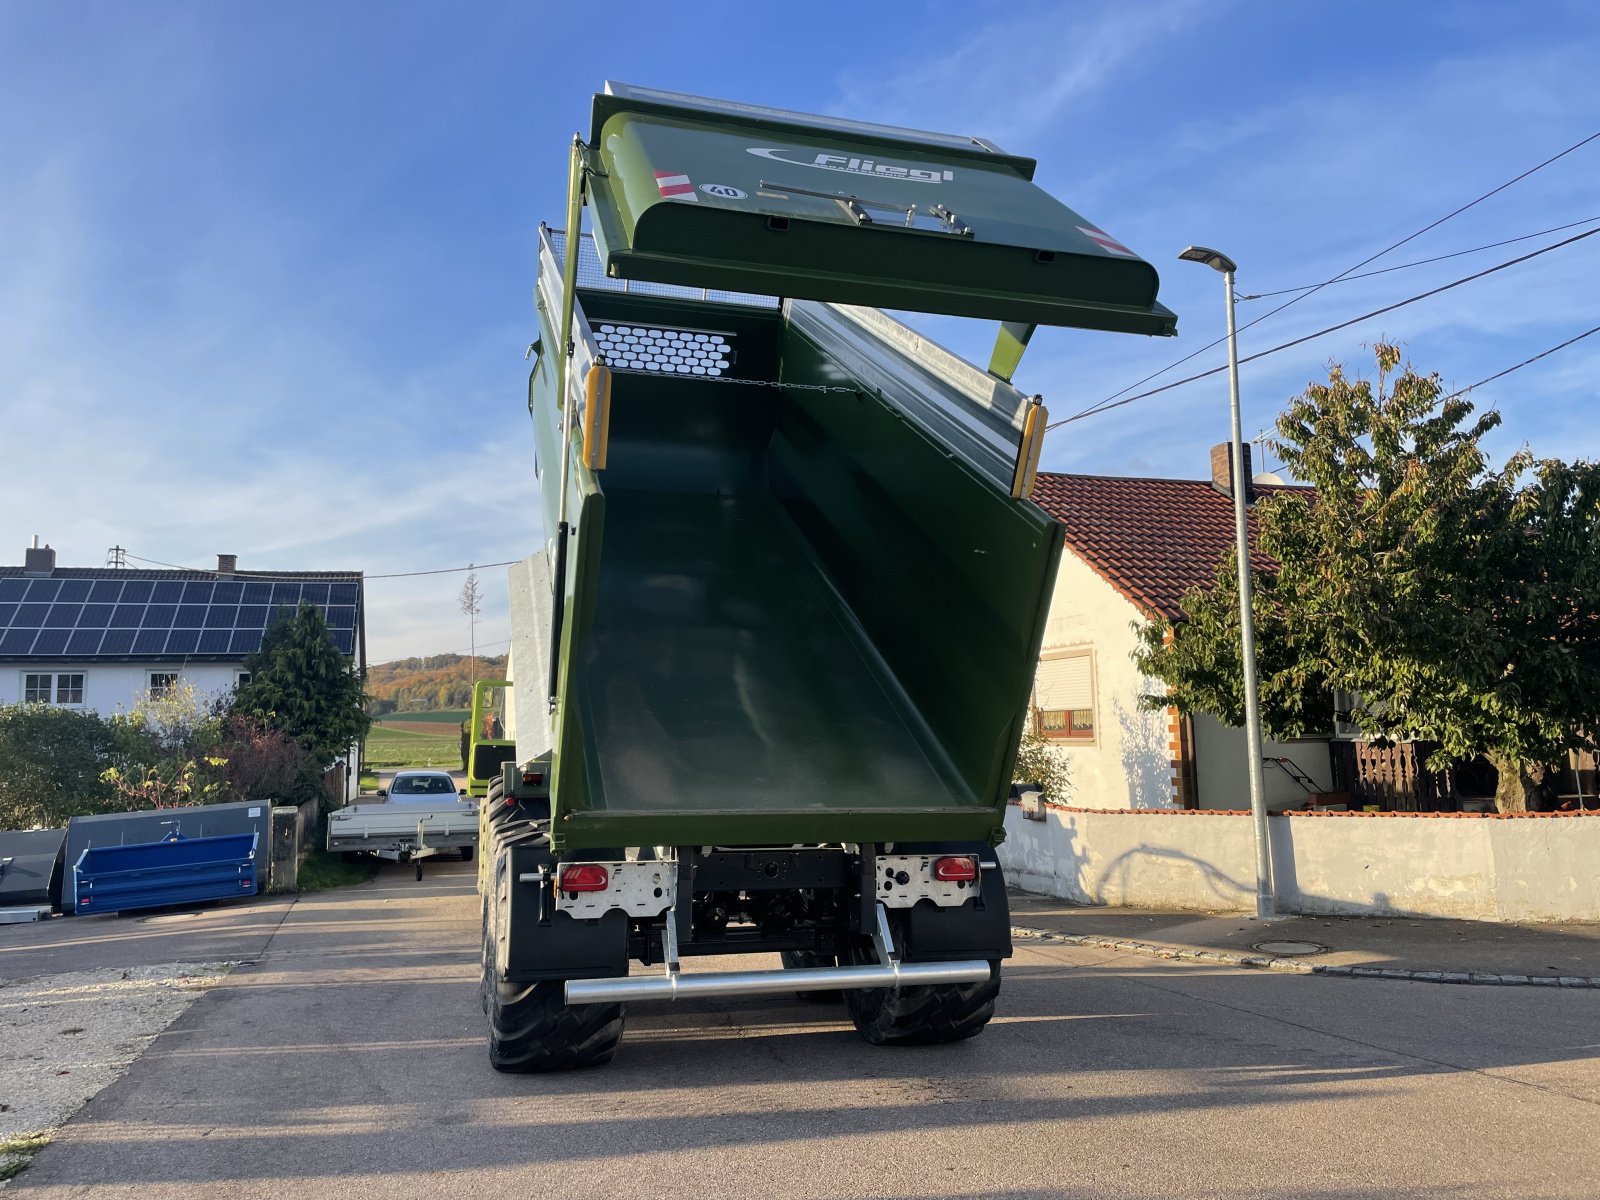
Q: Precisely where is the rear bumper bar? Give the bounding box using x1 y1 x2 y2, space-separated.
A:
564 958 990 1004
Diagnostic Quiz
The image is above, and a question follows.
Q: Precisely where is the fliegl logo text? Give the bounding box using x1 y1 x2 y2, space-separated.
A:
746 147 953 184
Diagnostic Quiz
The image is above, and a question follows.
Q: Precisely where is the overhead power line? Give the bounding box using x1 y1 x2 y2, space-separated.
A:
1444 323 1600 404
1075 127 1600 422
122 552 519 582
1046 226 1600 429
1238 215 1600 300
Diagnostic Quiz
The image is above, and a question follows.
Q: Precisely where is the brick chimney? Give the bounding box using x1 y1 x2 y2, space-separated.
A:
23 536 56 577
1209 442 1254 503
217 553 238 575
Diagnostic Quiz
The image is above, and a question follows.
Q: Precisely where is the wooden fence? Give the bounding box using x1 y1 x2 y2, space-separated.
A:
1329 740 1456 811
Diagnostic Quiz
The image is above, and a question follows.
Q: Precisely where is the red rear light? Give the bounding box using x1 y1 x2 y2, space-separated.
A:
522 771 545 786
933 855 978 882
559 864 609 893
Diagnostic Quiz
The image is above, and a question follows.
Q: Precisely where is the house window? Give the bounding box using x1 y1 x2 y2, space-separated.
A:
1035 649 1097 743
234 671 252 689
148 672 179 698
21 673 84 705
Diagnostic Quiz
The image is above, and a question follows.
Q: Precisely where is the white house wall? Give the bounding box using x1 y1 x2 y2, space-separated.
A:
1037 552 1173 809
1 663 242 713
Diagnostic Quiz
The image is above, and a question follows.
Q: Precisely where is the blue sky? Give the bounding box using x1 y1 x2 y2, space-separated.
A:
3 1 1597 662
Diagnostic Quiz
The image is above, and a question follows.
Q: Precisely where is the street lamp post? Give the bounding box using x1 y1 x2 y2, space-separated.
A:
1179 245 1275 920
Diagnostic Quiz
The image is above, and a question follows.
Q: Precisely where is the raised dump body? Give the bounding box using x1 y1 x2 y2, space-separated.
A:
524 243 1065 853
478 83 1175 1071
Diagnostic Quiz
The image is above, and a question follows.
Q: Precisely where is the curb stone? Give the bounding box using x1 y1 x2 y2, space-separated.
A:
1009 925 1600 988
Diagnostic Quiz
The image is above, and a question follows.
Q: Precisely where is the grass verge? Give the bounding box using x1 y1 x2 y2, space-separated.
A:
0 1133 51 1183
296 850 379 892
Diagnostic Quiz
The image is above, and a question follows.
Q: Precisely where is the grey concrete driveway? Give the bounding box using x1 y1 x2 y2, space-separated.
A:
11 862 1600 1199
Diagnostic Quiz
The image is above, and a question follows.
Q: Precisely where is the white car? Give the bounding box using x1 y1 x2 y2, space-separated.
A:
381 770 466 801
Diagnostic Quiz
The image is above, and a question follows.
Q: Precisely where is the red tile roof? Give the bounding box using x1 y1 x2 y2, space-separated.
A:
1030 472 1312 621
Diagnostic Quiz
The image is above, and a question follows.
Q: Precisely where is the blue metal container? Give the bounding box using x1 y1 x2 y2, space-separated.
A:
73 831 259 915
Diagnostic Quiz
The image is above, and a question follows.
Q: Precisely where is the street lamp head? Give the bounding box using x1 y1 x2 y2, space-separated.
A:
1178 245 1238 275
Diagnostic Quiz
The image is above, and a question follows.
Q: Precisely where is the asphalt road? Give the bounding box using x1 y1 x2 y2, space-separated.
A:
11 863 1600 1200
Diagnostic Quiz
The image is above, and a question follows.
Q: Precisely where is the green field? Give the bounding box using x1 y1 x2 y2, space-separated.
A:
377 708 470 725
365 710 465 768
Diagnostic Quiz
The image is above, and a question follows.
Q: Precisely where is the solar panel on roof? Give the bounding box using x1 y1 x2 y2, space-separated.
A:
132 629 168 654
81 603 114 627
67 630 103 655
1 629 36 654
197 629 231 654
100 629 134 655
33 630 68 654
2 571 361 663
45 605 81 628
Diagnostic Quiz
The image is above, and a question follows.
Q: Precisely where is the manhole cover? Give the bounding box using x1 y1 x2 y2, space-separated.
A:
1252 940 1327 956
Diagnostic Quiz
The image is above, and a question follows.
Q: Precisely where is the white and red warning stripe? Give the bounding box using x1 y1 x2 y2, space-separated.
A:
654 171 699 202
1077 225 1136 256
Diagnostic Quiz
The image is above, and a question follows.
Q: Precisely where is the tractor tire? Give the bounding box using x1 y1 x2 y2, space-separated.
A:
780 949 842 1003
481 843 623 1072
844 960 1001 1046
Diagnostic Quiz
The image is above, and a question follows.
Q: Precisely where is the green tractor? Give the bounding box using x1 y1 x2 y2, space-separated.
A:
475 82 1175 1070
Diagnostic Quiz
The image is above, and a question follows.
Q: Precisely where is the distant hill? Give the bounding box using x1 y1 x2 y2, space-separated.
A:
366 653 508 713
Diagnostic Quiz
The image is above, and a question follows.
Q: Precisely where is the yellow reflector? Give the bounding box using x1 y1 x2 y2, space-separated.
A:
583 363 612 470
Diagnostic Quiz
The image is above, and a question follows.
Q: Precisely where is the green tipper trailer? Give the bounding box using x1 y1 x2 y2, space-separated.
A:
477 82 1176 1070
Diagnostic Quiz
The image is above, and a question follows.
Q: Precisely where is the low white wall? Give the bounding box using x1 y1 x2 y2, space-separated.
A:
1000 804 1600 922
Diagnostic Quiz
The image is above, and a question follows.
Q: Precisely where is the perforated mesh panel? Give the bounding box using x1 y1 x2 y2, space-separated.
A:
593 324 734 376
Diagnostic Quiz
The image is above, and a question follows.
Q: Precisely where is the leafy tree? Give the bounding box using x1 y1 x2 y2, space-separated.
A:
1012 715 1072 803
1137 345 1600 812
235 602 370 768
0 704 124 828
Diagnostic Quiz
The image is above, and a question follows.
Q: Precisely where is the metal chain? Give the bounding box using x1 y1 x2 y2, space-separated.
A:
606 366 857 394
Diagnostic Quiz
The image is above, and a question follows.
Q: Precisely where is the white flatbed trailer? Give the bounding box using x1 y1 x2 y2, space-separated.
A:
327 801 478 880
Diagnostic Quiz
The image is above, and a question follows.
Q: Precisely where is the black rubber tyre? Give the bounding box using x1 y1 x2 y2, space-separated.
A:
844 960 1002 1046
780 949 842 1003
459 845 475 863
481 844 624 1072
341 851 364 865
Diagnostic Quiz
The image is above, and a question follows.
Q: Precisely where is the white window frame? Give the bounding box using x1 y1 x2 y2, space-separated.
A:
55 672 85 706
147 671 180 699
19 671 85 706
1034 648 1098 746
234 670 252 689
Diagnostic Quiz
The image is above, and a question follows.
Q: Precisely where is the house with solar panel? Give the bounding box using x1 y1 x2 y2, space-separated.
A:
0 542 365 769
